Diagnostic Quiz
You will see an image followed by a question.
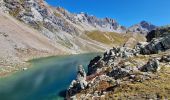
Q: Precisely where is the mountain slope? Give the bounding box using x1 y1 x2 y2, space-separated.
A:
0 11 72 76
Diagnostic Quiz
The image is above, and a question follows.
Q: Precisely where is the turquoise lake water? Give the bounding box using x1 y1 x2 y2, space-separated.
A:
0 53 101 100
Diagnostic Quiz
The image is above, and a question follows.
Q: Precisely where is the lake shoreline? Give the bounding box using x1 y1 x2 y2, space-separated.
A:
0 52 103 78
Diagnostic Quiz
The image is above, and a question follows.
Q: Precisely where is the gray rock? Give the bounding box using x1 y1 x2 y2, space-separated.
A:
88 47 138 75
140 35 170 54
108 67 130 79
67 65 88 98
77 65 87 89
140 58 160 72
146 26 170 42
160 55 170 62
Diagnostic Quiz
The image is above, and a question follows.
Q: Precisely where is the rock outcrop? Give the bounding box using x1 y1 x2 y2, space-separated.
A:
66 45 170 99
88 47 139 75
130 27 170 55
138 35 170 54
146 26 170 42
67 65 87 98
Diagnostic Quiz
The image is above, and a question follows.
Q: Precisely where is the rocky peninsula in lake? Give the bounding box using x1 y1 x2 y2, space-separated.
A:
67 27 170 99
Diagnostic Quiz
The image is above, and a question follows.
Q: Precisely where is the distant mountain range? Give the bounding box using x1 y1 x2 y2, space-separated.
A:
0 0 157 35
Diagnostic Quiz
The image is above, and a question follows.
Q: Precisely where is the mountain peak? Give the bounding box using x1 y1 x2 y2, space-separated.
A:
128 21 157 34
140 20 149 24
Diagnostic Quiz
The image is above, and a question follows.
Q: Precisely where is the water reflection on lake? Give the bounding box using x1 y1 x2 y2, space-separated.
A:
0 53 101 100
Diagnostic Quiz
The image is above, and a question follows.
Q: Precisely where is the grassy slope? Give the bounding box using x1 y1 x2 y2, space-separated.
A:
109 53 170 99
85 31 146 47
108 67 170 99
85 31 127 46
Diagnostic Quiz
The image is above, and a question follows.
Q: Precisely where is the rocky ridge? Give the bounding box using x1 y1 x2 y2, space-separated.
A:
67 27 170 99
0 0 156 52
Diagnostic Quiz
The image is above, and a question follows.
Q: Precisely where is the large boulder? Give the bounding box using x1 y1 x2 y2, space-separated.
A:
140 35 170 54
140 58 160 72
133 26 170 55
77 65 87 89
67 65 88 97
107 67 130 79
146 26 170 42
160 55 170 63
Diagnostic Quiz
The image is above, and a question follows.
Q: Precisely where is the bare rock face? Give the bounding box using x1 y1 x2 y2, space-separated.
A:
67 44 170 99
74 13 127 33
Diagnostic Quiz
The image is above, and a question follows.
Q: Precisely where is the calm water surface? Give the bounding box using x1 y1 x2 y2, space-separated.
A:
0 53 101 100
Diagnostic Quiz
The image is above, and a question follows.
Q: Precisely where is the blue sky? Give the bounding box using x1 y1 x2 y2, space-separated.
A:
45 0 170 27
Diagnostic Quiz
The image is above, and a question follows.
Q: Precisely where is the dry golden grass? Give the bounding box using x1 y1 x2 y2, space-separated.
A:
105 65 170 99
85 31 128 46
85 31 146 47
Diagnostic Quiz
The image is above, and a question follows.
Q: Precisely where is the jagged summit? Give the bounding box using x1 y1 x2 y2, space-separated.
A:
0 0 157 35
128 20 157 34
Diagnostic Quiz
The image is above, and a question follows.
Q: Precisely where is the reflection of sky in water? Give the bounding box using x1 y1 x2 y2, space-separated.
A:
0 53 100 100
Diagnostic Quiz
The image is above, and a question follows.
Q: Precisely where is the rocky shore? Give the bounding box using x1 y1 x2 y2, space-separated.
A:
66 27 170 99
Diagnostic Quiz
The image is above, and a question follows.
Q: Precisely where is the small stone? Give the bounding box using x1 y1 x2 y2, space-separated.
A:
22 67 28 71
